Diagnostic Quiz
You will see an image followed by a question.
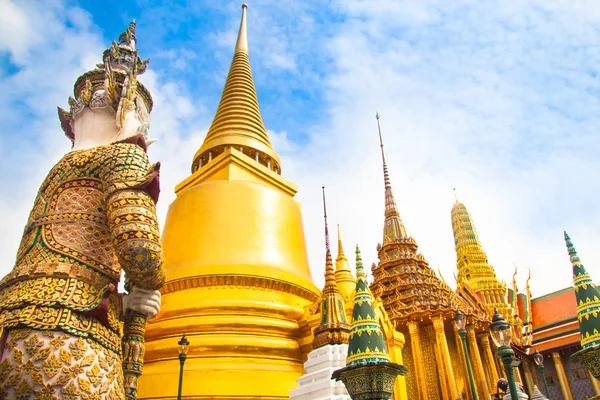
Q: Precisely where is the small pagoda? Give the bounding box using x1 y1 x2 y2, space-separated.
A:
332 245 407 400
564 232 600 380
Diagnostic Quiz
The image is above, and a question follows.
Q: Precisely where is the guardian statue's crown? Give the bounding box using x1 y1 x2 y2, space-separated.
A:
58 21 153 143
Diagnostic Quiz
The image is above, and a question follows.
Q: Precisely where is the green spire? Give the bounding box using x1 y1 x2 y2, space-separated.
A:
564 231 600 350
346 245 390 365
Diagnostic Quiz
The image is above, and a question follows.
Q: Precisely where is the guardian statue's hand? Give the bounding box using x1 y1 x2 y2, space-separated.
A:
123 287 162 319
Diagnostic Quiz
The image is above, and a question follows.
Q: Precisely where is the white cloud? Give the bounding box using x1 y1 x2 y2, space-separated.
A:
2 0 599 308
0 0 105 277
285 0 600 298
0 0 39 62
0 1 211 281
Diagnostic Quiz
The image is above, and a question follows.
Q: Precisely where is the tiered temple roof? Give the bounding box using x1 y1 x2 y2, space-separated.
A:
369 114 485 323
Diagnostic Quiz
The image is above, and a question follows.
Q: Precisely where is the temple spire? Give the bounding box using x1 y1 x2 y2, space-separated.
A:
312 187 350 348
192 4 280 173
451 198 524 339
451 199 494 282
564 231 600 351
322 187 333 283
375 113 407 242
376 112 392 190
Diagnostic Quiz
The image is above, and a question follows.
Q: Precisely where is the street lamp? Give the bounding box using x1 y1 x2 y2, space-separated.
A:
177 334 190 400
490 309 519 400
454 309 478 400
533 350 551 399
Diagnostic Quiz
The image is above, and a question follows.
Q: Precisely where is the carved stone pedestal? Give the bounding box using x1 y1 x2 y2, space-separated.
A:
573 346 600 381
332 362 407 400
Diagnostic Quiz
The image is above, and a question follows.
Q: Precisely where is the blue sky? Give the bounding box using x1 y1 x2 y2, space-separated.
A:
1 0 600 298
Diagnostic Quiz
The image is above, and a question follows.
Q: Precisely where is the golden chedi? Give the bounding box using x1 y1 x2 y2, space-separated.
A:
138 5 320 399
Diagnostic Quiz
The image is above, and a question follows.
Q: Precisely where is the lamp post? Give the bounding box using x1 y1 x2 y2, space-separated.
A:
455 310 478 400
177 334 190 400
533 350 551 399
490 309 519 400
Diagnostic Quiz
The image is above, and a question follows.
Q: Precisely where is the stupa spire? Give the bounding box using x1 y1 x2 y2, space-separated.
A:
337 224 345 259
345 245 390 365
334 224 355 303
564 231 600 350
235 4 249 54
312 187 350 348
191 4 280 173
375 113 407 242
322 186 334 285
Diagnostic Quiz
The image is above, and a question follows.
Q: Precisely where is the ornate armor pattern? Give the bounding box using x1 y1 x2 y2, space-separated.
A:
0 328 124 400
0 138 165 397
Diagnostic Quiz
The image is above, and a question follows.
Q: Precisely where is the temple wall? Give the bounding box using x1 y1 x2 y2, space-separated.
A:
533 347 597 400
562 349 596 399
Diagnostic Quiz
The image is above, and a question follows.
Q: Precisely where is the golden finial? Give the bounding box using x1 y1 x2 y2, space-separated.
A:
437 267 448 286
453 187 458 202
337 224 346 258
235 4 249 54
513 264 519 294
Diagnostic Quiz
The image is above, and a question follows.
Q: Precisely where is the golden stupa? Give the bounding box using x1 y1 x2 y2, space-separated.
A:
138 5 320 399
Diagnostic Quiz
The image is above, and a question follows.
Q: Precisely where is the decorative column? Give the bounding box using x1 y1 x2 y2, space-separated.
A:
432 326 449 400
385 326 408 400
408 321 429 400
551 352 574 400
467 325 491 399
480 333 500 388
489 338 506 380
590 371 600 396
477 334 493 389
522 359 536 398
433 316 458 400
454 326 473 400
514 365 524 384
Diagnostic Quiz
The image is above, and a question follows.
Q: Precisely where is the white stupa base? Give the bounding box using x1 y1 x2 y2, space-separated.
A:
289 344 350 400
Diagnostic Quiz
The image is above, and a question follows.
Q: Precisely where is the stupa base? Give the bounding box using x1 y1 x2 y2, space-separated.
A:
331 362 407 400
572 345 600 380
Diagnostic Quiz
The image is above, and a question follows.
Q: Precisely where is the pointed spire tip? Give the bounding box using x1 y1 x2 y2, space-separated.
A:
235 3 249 54
322 186 330 252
